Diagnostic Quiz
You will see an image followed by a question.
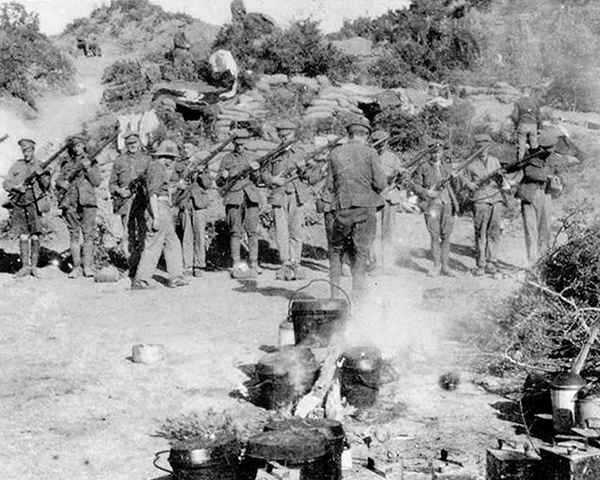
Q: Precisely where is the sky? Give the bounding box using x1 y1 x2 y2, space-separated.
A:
15 0 411 35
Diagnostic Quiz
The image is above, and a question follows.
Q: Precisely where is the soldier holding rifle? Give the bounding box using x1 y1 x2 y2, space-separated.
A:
262 120 310 280
56 135 102 278
215 129 262 278
108 130 150 276
462 134 506 276
2 138 52 278
410 139 460 277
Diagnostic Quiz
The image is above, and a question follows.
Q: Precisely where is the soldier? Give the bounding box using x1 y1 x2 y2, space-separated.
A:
132 140 188 290
2 138 51 277
172 21 191 68
173 141 213 277
108 130 150 276
462 134 505 276
262 120 308 280
215 129 261 278
506 131 563 266
327 118 386 299
56 135 102 278
369 130 405 274
511 86 541 161
410 140 460 277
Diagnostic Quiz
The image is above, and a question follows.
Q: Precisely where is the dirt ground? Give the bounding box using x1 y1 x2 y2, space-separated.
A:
0 43 538 480
0 209 534 480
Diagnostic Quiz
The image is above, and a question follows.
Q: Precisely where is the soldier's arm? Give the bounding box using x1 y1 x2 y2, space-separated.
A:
2 164 23 192
108 162 120 195
370 149 387 193
85 160 103 188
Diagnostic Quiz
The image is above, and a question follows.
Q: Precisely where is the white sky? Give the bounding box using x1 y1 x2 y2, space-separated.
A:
14 0 411 35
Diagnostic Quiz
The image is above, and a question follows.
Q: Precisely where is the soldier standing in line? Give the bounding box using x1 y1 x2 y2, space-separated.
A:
369 130 405 275
173 141 213 278
262 120 308 280
505 132 563 266
327 118 386 300
462 134 505 276
2 139 52 278
56 135 102 278
410 140 460 277
132 140 188 290
215 129 262 278
108 130 150 276
511 86 541 161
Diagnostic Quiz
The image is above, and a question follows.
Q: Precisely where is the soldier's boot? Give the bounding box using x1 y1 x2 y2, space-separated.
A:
29 236 41 278
68 242 82 278
440 240 456 277
15 238 31 278
82 241 95 278
428 241 441 277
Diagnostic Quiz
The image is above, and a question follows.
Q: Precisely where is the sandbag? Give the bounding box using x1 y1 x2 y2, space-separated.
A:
311 99 338 108
260 74 289 85
305 111 334 120
290 75 320 91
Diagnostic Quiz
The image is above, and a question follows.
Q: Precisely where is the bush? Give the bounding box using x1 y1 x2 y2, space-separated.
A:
367 55 417 89
0 2 73 106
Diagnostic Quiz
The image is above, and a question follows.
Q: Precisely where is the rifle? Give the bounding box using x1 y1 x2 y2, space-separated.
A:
431 146 486 193
471 149 543 192
218 138 298 196
56 130 119 203
3 141 70 209
182 136 234 183
0 134 8 144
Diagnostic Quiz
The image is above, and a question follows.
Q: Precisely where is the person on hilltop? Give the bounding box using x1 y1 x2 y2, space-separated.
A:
410 139 460 278
131 140 189 290
511 86 542 161
505 131 564 267
369 130 405 275
172 21 191 68
172 141 214 278
262 120 309 281
327 117 386 300
2 138 52 278
461 134 506 277
56 135 102 279
215 129 262 278
108 130 151 277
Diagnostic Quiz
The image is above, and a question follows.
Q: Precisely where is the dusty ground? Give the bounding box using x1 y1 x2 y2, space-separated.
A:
0 42 540 480
0 210 533 480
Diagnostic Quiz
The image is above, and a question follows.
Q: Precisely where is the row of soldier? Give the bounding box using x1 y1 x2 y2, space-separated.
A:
2 115 563 296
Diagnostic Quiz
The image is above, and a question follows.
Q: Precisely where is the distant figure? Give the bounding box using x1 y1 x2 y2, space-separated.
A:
172 22 191 68
76 37 101 57
208 50 239 99
511 86 541 161
230 0 276 36
231 0 247 25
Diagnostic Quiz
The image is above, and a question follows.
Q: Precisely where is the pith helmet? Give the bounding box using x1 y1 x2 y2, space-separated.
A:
153 140 180 158
345 117 371 133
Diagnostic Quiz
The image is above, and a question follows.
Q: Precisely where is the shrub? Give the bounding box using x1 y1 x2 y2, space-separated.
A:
367 55 417 89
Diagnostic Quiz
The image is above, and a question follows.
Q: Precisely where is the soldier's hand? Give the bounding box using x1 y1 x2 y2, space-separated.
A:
176 179 188 189
81 159 92 170
249 161 260 171
118 187 131 197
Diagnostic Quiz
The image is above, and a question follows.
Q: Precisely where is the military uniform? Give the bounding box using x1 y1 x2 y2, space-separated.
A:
56 136 102 277
172 26 191 68
463 134 504 274
263 125 308 268
173 148 213 276
215 131 261 270
512 95 541 160
410 146 460 276
506 132 563 265
2 138 51 277
133 141 186 289
328 121 386 298
108 142 150 276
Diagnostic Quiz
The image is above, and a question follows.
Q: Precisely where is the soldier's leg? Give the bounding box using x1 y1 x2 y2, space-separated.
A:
180 206 194 272
192 208 207 272
440 204 456 276
81 207 97 277
161 202 185 282
288 194 304 264
381 202 396 269
274 204 290 263
370 207 383 268
64 208 83 278
486 202 503 268
16 234 31 277
521 200 539 266
135 206 169 284
226 205 243 266
351 208 377 299
424 206 442 276
244 201 260 269
473 203 489 269
329 212 350 298
517 128 528 161
128 196 147 277
30 235 41 278
537 193 552 259
527 123 539 150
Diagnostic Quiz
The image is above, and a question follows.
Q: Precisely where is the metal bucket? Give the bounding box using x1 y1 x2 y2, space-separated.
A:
550 371 586 433
340 345 383 408
576 394 600 428
278 319 295 348
288 280 350 348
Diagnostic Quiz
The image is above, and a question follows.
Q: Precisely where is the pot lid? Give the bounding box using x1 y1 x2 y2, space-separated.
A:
551 371 586 389
264 417 345 440
246 430 328 462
